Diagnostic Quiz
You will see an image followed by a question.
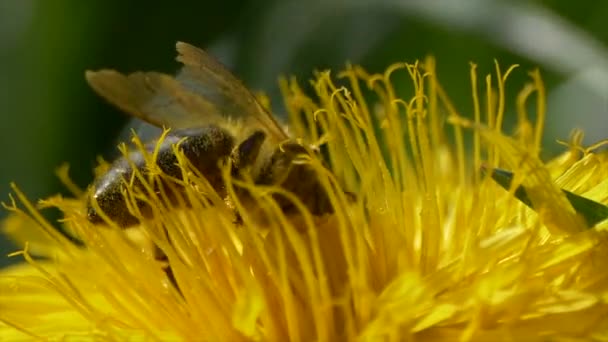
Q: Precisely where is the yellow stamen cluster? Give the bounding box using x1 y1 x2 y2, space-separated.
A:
3 58 608 341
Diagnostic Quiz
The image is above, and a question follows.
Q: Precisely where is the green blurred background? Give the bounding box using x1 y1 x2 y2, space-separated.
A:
2 0 608 266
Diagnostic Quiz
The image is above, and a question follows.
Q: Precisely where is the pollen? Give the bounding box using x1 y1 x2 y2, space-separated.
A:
3 53 608 341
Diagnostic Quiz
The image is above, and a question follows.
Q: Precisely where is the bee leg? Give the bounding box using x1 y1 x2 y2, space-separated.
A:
162 264 180 295
153 228 183 296
154 246 183 296
233 210 244 225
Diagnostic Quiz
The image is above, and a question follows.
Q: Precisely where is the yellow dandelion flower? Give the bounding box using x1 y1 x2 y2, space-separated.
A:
3 42 608 341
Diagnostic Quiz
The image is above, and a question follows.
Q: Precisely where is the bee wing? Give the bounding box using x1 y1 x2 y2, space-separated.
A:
86 70 225 129
85 42 288 143
174 42 288 142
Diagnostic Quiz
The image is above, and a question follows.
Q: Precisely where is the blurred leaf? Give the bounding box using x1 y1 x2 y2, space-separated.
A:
486 167 608 227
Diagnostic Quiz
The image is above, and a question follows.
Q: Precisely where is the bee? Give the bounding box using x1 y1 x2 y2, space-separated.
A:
85 42 334 229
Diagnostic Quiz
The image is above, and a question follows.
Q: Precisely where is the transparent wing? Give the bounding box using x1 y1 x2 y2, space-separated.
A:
85 42 288 143
86 70 223 129
175 42 288 142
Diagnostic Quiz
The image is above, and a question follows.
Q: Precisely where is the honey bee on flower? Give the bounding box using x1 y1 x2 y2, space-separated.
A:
86 42 338 229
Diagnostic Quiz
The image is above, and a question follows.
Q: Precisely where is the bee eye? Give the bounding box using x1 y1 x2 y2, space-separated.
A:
231 131 266 172
238 131 266 156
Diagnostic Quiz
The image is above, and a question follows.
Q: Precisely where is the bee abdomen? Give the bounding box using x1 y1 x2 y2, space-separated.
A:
87 125 234 228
